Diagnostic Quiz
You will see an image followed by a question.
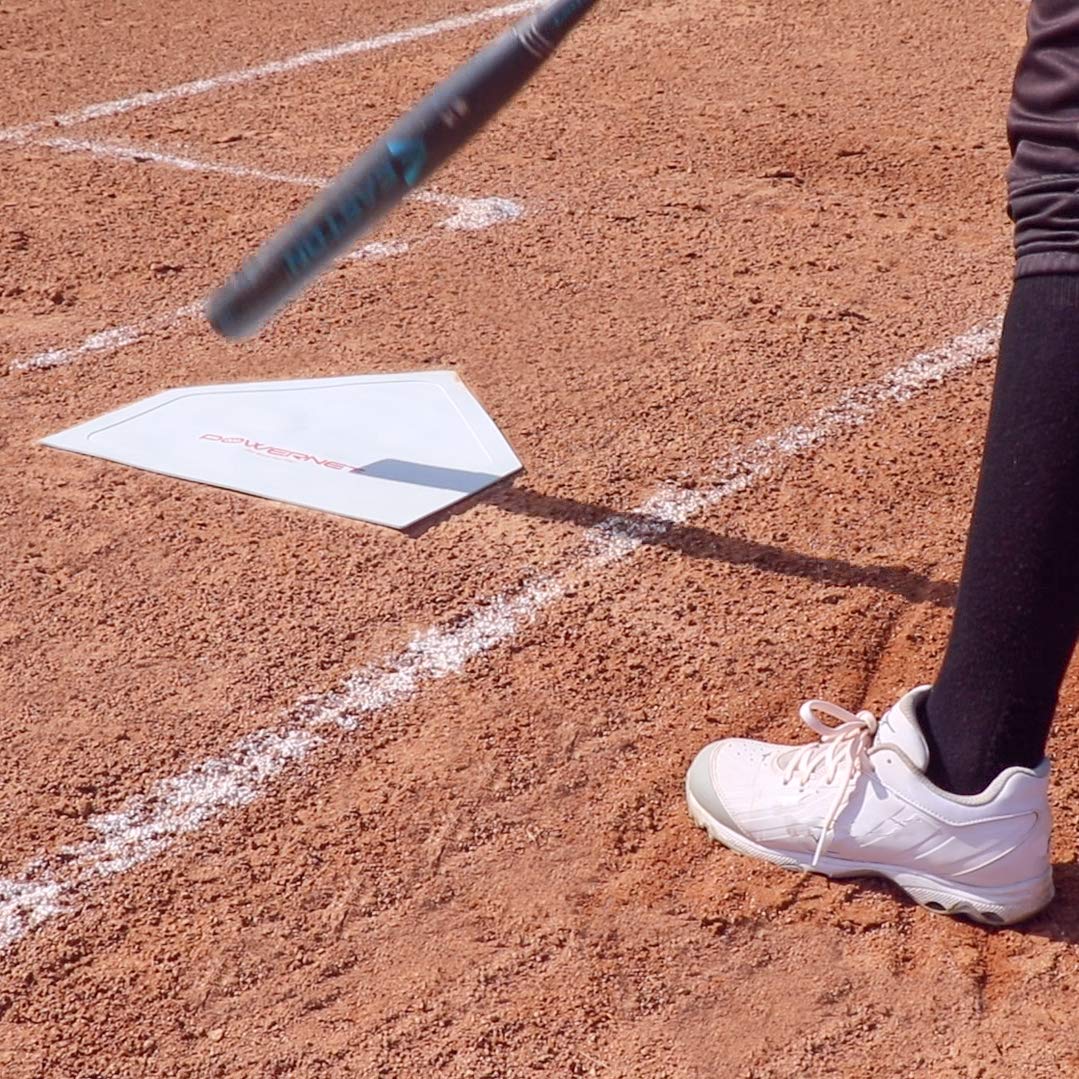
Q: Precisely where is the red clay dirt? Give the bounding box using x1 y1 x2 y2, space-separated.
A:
3 0 1076 1076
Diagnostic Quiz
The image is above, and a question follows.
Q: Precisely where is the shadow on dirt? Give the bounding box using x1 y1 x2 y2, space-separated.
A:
1021 862 1079 942
409 479 958 610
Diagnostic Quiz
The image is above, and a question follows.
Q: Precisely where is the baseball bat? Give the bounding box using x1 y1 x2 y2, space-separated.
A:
206 0 597 339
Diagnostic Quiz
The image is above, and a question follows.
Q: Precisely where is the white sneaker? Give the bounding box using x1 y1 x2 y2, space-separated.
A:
685 686 1054 925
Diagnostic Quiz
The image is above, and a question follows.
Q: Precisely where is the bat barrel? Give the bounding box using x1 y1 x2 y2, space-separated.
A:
205 0 597 340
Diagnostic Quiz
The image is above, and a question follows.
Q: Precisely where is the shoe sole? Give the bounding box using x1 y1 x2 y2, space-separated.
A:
686 782 1054 927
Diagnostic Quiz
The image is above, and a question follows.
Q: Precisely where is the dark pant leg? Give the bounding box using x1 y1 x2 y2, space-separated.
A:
919 0 1079 795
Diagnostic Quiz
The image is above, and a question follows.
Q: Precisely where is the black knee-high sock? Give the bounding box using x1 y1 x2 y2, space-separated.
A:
921 274 1079 795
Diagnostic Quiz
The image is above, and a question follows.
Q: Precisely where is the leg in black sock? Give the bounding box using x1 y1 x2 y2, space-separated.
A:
921 274 1079 795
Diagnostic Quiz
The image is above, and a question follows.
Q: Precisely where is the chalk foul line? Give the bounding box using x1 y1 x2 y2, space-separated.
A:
0 316 1002 952
0 0 545 144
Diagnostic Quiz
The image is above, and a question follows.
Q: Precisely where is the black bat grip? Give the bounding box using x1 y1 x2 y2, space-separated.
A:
206 0 596 340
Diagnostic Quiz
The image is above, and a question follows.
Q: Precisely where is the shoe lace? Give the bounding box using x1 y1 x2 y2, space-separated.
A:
781 700 878 868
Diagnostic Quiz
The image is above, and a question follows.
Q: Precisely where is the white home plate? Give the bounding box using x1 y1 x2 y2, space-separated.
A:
42 372 522 529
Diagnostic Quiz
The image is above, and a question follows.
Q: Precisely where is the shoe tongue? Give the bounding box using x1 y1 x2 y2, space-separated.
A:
874 687 931 772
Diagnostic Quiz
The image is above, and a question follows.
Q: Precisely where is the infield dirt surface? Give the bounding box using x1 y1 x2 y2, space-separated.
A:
3 0 1078 1076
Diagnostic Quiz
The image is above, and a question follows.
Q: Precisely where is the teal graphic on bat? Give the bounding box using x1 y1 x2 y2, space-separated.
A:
388 138 428 185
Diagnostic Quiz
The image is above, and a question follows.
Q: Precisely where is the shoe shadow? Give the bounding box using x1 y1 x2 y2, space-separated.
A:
408 480 958 609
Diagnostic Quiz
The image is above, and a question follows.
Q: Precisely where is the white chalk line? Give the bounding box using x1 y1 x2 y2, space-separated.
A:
31 136 525 231
0 0 544 145
9 303 203 374
6 140 523 373
8 234 405 374
8 234 398 374
0 316 1002 952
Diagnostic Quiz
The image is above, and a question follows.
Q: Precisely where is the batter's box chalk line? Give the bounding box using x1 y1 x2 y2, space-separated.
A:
30 135 524 233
